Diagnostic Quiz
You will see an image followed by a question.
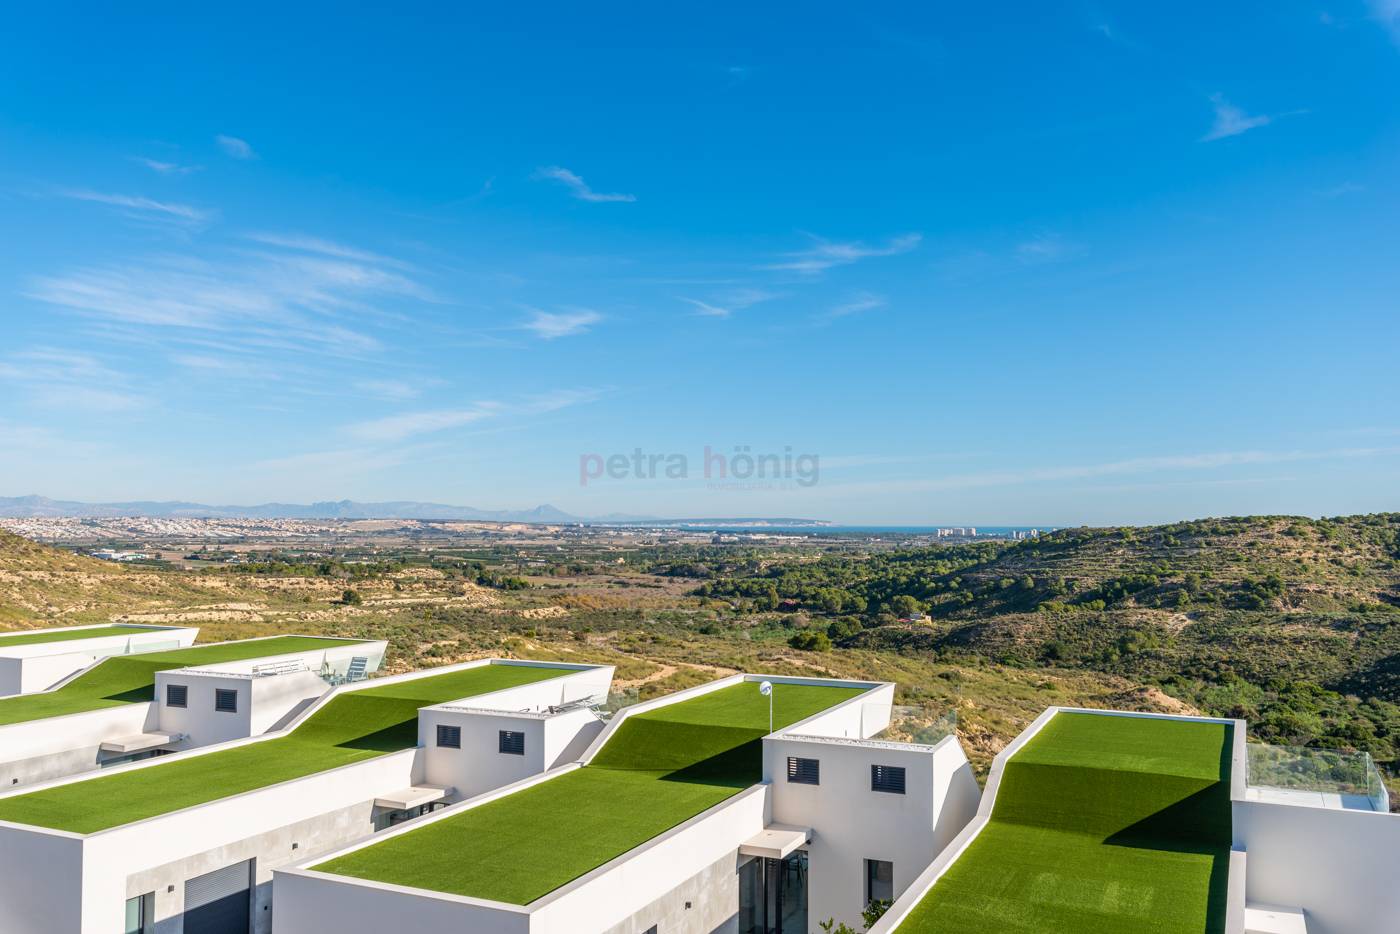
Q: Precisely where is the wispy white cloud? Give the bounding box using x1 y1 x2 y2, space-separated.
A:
768 233 921 274
170 353 280 380
0 349 145 412
58 189 211 226
534 166 636 203
27 233 426 358
680 288 777 319
825 292 886 320
1201 94 1273 141
522 308 602 339
135 157 199 175
243 232 406 267
347 389 602 442
1367 1 1400 41
216 134 256 160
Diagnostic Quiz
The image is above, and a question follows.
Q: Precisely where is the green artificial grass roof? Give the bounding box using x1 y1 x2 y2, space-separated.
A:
0 662 574 833
898 712 1234 934
0 624 161 647
0 635 355 727
314 680 867 904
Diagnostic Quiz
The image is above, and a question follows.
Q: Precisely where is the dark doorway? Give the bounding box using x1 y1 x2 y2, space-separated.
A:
183 859 252 934
739 851 808 934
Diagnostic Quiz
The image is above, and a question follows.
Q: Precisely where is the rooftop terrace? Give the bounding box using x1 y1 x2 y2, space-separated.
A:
0 661 574 833
313 679 867 904
0 635 352 727
0 624 160 648
895 712 1233 934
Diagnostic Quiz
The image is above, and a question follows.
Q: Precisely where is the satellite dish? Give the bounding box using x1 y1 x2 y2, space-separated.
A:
759 680 773 696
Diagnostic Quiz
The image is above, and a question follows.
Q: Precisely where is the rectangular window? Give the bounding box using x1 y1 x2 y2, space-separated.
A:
166 684 188 708
123 892 153 934
499 730 525 755
436 725 461 748
214 688 238 713
865 859 894 906
871 764 906 794
786 756 820 785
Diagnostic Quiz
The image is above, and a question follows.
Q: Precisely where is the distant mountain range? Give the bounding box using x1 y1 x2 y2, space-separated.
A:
0 495 828 527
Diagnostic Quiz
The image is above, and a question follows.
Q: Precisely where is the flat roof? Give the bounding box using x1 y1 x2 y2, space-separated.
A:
0 624 162 648
313 680 867 904
895 712 1233 934
0 636 363 727
0 662 576 833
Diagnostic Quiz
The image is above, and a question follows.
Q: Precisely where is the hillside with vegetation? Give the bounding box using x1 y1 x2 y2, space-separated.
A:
1 517 1396 805
673 515 1400 793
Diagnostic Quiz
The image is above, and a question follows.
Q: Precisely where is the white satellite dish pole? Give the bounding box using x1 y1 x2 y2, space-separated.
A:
759 680 773 734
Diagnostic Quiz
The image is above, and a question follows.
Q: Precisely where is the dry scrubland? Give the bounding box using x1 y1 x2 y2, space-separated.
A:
1 516 1396 802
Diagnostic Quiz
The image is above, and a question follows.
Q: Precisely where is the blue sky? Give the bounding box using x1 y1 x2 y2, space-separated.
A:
1 2 1398 525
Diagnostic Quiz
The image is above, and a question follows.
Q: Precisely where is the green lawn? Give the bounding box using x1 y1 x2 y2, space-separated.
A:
898 713 1234 934
0 624 160 647
0 635 355 726
315 680 866 904
0 662 573 833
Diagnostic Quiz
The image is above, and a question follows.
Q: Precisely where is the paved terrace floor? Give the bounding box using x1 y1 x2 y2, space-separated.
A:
0 635 350 726
0 662 574 833
897 713 1233 934
314 681 867 905
0 624 159 648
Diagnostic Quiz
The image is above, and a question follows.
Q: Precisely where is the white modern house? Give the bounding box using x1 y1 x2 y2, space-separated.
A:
0 657 612 934
270 673 981 934
0 623 198 696
0 634 386 788
869 707 1400 934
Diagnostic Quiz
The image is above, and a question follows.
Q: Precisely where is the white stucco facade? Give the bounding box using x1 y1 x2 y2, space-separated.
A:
272 673 982 934
0 623 197 697
0 658 612 934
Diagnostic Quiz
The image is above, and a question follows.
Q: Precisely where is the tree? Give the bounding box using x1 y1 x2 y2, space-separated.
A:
341 588 363 605
789 631 832 652
889 594 922 618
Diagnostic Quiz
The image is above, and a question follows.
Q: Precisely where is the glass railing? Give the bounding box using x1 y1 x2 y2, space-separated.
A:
875 705 958 746
1246 742 1389 812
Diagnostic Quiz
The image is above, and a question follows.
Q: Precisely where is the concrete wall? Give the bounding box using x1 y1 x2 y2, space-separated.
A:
419 706 603 798
1234 800 1400 934
126 797 380 934
156 669 329 749
0 822 86 933
600 852 741 934
272 870 531 934
0 702 154 787
0 659 608 934
765 734 980 931
0 625 198 696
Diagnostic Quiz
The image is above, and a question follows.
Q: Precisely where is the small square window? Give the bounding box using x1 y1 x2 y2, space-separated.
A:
436 725 461 748
166 684 188 708
786 756 820 785
865 858 894 906
499 730 525 755
871 764 906 795
214 688 238 713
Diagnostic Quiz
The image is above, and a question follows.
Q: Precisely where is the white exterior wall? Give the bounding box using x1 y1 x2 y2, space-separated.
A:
156 669 329 749
0 702 155 787
765 734 980 931
420 706 604 798
0 658 608 934
0 823 86 933
1234 800 1400 934
0 625 198 696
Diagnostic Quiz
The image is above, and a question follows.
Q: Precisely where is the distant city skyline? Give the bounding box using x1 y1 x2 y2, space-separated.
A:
2 4 1399 525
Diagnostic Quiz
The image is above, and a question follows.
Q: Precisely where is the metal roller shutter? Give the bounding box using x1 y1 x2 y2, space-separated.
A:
183 859 251 934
